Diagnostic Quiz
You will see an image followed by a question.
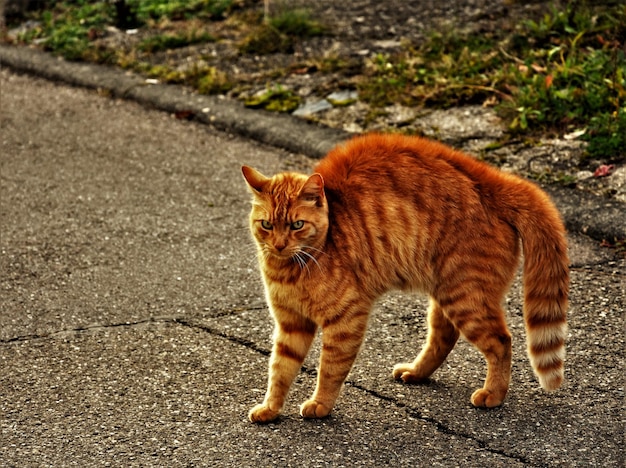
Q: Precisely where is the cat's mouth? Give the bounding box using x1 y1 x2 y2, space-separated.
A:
276 251 298 261
265 246 295 260
270 247 321 273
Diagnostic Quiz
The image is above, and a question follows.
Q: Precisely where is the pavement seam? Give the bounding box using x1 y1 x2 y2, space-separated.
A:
0 311 600 466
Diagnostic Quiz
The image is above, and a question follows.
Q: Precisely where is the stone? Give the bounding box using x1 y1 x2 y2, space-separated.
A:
292 99 333 117
326 90 358 107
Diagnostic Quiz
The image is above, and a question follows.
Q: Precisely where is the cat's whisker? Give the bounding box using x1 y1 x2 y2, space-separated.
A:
300 245 328 269
301 244 328 257
297 248 323 273
293 251 312 276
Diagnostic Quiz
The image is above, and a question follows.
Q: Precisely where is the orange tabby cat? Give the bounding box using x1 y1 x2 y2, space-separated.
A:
242 133 569 423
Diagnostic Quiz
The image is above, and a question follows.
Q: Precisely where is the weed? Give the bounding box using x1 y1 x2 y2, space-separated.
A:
583 108 626 161
134 61 232 94
138 30 215 52
11 0 236 61
358 34 510 109
358 1 625 160
39 2 116 60
130 0 236 21
197 67 233 94
268 8 324 37
238 24 292 54
238 7 324 55
318 55 362 75
244 85 300 112
358 53 413 107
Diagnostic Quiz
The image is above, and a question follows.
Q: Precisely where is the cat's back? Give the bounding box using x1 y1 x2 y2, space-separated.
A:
314 133 503 202
315 133 429 187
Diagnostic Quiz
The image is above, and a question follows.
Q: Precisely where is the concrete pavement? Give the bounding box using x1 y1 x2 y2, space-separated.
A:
1 69 624 466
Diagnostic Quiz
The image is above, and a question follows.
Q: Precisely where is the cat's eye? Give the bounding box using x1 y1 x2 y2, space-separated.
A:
261 220 273 230
291 220 305 230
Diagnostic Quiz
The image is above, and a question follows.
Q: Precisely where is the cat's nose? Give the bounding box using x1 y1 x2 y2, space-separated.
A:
274 243 286 252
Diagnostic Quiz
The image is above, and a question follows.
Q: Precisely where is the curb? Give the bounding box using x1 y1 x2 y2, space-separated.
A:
0 45 347 158
2 45 624 243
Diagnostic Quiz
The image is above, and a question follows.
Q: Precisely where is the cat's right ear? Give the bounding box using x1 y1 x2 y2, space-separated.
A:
242 166 269 193
299 173 325 206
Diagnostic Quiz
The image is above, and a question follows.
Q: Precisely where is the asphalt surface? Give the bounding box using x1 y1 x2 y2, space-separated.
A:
0 65 624 467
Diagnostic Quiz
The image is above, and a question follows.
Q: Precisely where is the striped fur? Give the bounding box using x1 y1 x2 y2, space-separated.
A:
243 133 569 423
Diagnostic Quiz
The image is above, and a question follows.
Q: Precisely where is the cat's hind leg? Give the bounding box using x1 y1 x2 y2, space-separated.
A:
444 302 512 408
393 299 459 383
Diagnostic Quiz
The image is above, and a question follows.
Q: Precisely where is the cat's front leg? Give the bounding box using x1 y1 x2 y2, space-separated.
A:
300 305 370 419
249 311 317 423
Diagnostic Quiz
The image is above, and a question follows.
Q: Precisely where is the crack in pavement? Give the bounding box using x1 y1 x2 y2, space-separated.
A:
0 312 546 466
0 305 267 344
176 316 540 467
343 381 536 466
0 316 182 344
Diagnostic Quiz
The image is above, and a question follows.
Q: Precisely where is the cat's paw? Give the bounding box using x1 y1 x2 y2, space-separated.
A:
299 399 332 419
248 404 280 423
392 363 428 383
470 388 504 408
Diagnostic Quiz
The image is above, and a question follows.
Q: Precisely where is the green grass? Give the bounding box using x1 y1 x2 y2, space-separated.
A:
9 0 233 60
35 2 116 61
358 1 626 160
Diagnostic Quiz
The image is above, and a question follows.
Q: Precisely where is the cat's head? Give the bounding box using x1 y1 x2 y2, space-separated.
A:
242 166 328 262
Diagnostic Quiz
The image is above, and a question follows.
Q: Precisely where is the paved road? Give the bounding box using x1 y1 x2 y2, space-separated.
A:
1 69 624 467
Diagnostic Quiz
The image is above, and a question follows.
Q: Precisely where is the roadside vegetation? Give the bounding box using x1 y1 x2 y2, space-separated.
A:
359 2 625 161
3 0 624 161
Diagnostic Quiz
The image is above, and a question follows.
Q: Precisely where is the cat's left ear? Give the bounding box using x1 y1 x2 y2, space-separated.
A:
299 173 325 206
242 165 270 193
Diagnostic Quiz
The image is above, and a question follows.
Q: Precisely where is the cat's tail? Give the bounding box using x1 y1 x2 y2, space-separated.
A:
506 179 569 391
